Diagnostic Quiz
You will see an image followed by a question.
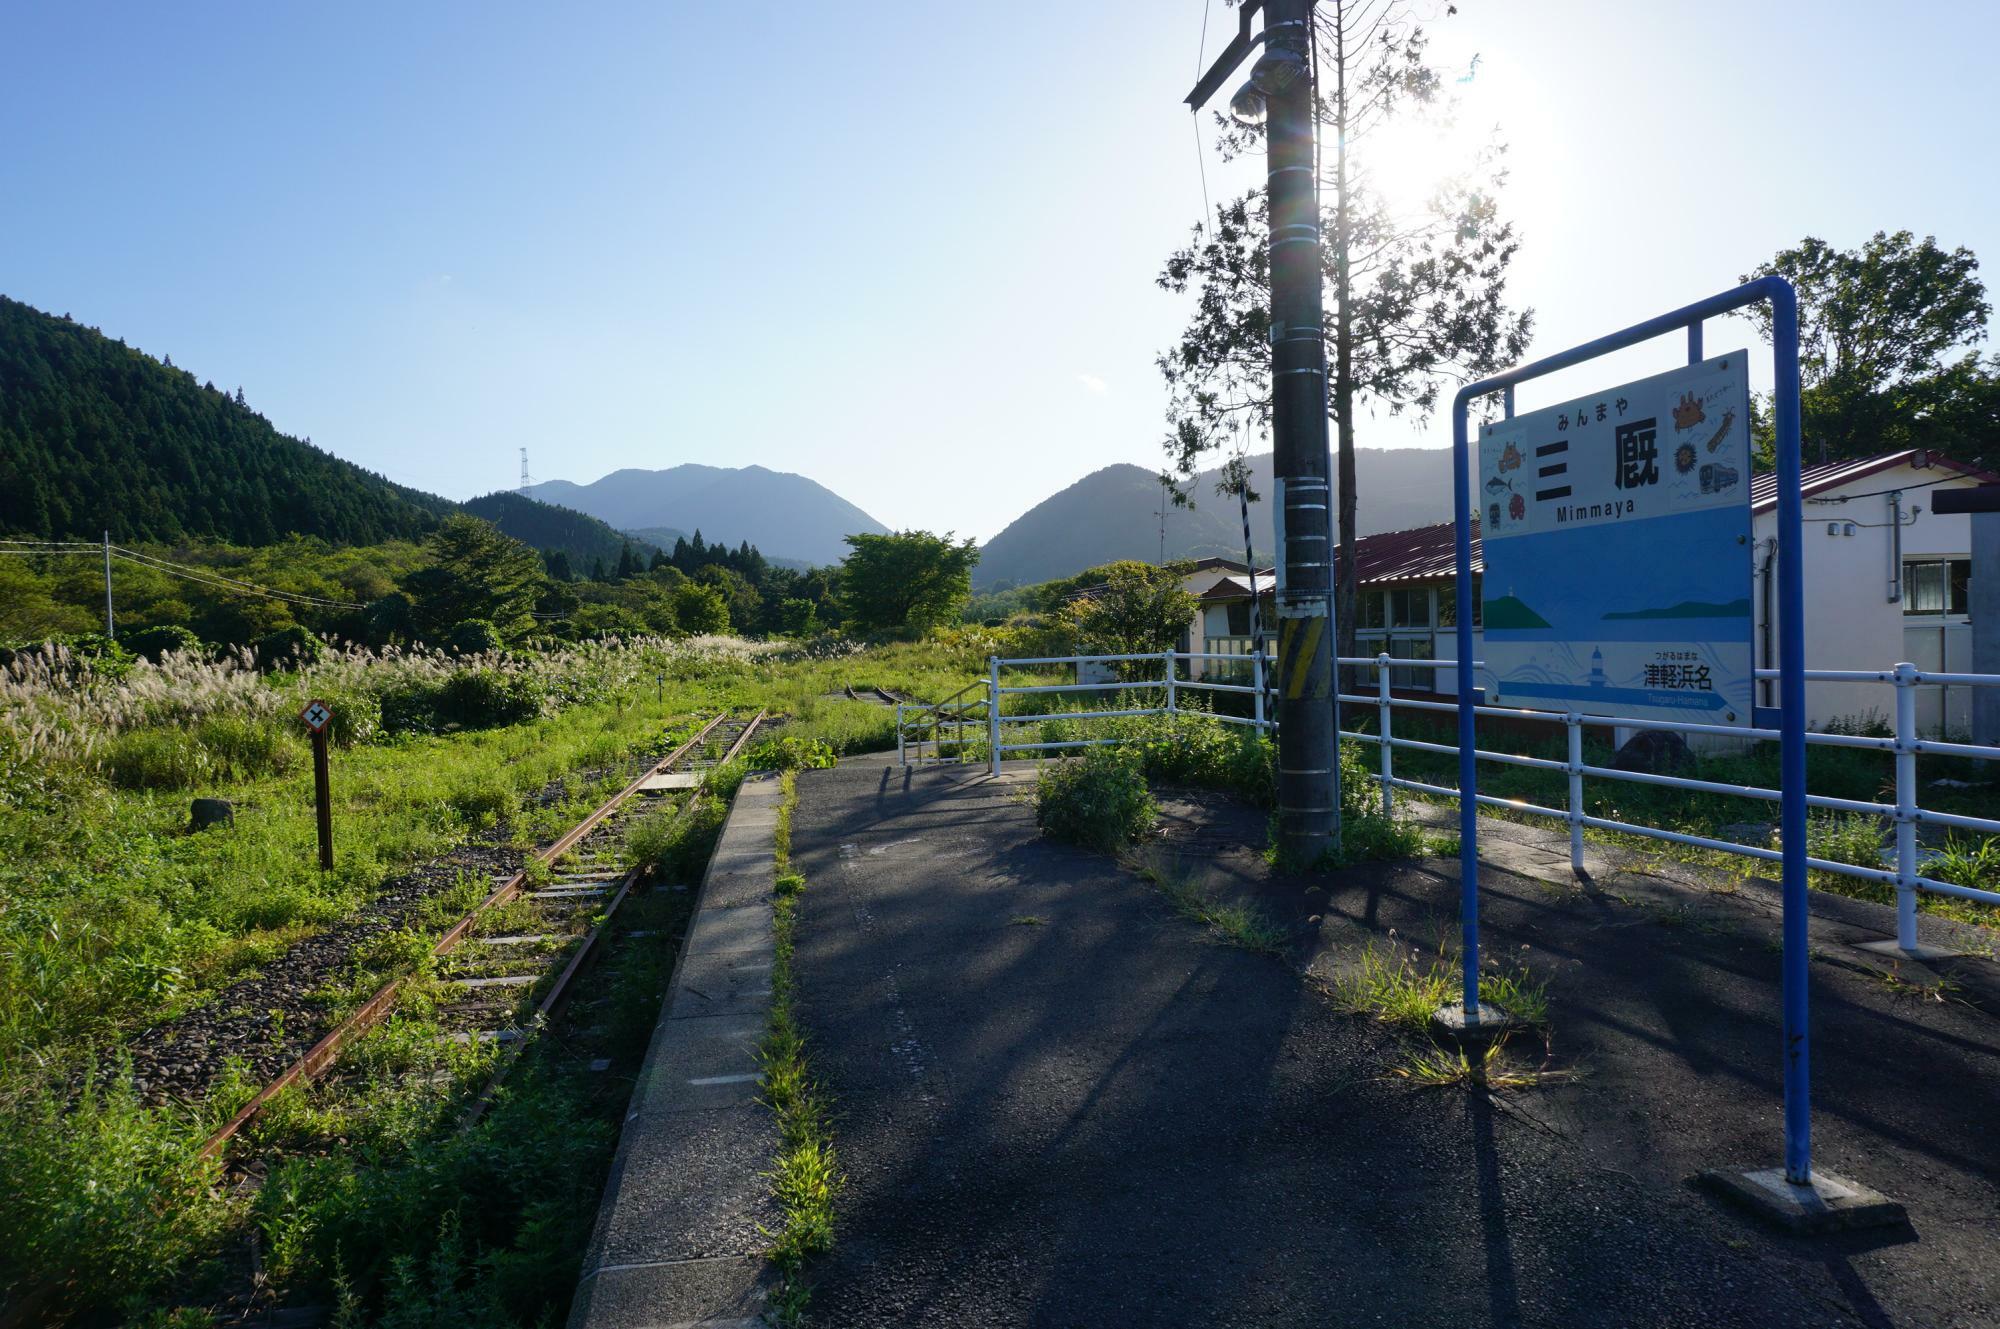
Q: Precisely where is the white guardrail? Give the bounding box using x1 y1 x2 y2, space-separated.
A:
893 650 2000 953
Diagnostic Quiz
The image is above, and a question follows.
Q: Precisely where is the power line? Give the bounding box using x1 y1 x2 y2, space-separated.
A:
1190 0 1216 237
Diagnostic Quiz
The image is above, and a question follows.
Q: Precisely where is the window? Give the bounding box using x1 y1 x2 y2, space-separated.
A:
1389 635 1436 690
1387 586 1432 628
1359 590 1387 629
1225 600 1252 636
1903 558 1970 616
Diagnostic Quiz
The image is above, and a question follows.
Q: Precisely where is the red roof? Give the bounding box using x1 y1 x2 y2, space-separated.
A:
1200 523 1482 594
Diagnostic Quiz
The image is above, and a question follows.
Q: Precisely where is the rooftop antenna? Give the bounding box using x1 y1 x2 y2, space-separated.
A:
519 447 532 494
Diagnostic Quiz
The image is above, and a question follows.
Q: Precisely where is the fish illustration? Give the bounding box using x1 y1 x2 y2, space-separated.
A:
1484 475 1513 496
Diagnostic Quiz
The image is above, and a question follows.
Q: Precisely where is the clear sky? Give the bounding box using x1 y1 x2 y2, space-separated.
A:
3 1 1995 542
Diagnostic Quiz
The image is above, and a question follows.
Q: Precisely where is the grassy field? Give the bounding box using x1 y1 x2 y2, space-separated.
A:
0 632 1005 1323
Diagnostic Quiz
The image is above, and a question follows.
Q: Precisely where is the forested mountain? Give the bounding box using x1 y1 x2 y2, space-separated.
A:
0 296 455 544
973 449 1455 588
461 491 658 574
525 463 887 565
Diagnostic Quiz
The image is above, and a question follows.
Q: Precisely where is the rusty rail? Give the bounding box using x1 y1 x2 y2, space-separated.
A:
460 707 765 1124
198 712 738 1159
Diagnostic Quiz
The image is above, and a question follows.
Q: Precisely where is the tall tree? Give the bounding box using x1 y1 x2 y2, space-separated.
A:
1742 231 1993 464
837 531 979 638
1159 2 1531 662
1060 563 1198 658
399 514 545 638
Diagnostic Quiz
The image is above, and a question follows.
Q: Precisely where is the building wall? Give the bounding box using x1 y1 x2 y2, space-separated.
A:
1752 463 1983 730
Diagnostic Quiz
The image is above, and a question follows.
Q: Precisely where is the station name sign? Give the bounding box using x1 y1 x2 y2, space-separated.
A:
1477 353 1755 725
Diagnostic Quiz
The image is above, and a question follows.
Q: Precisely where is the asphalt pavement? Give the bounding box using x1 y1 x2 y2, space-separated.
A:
787 760 1997 1328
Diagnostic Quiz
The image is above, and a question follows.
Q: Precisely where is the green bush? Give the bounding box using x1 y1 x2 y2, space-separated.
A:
252 625 324 672
380 669 542 735
446 775 516 828
121 625 204 662
0 1071 225 1304
195 715 297 782
100 729 213 791
1806 812 1887 882
1034 746 1157 853
316 689 382 748
1129 712 1275 806
436 669 542 729
746 735 837 772
445 618 504 656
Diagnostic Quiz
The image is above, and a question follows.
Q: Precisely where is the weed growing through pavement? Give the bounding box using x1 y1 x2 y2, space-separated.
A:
761 770 841 1327
1010 915 1047 926
1389 1037 1573 1091
1130 860 1289 955
1329 935 1551 1033
1870 962 1966 1005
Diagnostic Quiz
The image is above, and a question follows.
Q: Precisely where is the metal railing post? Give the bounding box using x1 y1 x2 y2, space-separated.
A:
1566 712 1585 877
1164 650 1177 716
896 703 906 766
1376 652 1394 818
1892 661 1920 951
1252 650 1266 730
988 657 1002 776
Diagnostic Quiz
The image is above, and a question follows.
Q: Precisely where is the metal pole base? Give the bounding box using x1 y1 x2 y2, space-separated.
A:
1428 1002 1526 1049
1698 1167 1906 1234
1853 937 1969 962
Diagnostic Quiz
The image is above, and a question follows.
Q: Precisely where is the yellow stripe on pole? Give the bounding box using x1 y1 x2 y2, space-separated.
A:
1285 617 1324 699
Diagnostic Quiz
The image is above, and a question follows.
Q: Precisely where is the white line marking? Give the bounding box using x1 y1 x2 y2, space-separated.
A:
687 1072 760 1086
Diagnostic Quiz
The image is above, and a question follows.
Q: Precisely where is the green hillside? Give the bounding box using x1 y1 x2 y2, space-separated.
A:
0 296 453 545
462 491 659 573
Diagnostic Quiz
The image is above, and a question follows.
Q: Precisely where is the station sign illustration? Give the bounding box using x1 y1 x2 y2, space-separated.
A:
1477 353 1754 724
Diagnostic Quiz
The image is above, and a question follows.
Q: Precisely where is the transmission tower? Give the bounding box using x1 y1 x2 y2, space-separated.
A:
519 448 532 494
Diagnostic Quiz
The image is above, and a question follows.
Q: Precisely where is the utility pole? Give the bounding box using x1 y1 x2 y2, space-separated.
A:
102 530 115 639
1189 0 1340 859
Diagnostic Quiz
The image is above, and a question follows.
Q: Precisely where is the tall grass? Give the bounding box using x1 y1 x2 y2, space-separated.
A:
0 634 1012 1317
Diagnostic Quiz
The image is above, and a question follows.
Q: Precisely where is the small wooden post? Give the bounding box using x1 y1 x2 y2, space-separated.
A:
301 698 334 869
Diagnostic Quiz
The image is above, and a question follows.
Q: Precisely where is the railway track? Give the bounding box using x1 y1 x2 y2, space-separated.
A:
199 709 766 1159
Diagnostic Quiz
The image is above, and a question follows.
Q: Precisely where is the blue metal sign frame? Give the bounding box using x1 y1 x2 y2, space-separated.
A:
1451 276 1810 1181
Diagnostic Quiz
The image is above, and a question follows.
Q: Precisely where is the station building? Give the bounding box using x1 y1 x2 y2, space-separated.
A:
1183 449 1995 735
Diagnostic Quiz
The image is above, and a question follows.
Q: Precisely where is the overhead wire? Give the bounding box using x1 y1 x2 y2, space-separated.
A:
1191 0 1215 237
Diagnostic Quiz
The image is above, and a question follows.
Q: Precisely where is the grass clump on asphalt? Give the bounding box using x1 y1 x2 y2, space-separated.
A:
1133 861 1289 955
1034 746 1157 853
1328 936 1551 1033
761 770 840 1327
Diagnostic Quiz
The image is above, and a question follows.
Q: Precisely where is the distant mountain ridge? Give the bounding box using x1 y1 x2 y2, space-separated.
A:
524 464 887 566
973 449 1456 588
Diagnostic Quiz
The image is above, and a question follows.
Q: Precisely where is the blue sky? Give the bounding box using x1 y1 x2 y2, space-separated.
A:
3 1 1995 541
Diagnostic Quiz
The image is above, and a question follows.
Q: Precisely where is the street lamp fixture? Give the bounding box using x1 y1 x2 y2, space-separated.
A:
1228 81 1268 125
1248 42 1307 96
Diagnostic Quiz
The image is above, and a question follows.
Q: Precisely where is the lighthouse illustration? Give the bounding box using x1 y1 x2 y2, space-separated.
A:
1587 647 1607 689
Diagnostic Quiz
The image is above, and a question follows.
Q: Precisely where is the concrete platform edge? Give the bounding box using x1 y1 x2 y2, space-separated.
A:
567 772 784 1329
